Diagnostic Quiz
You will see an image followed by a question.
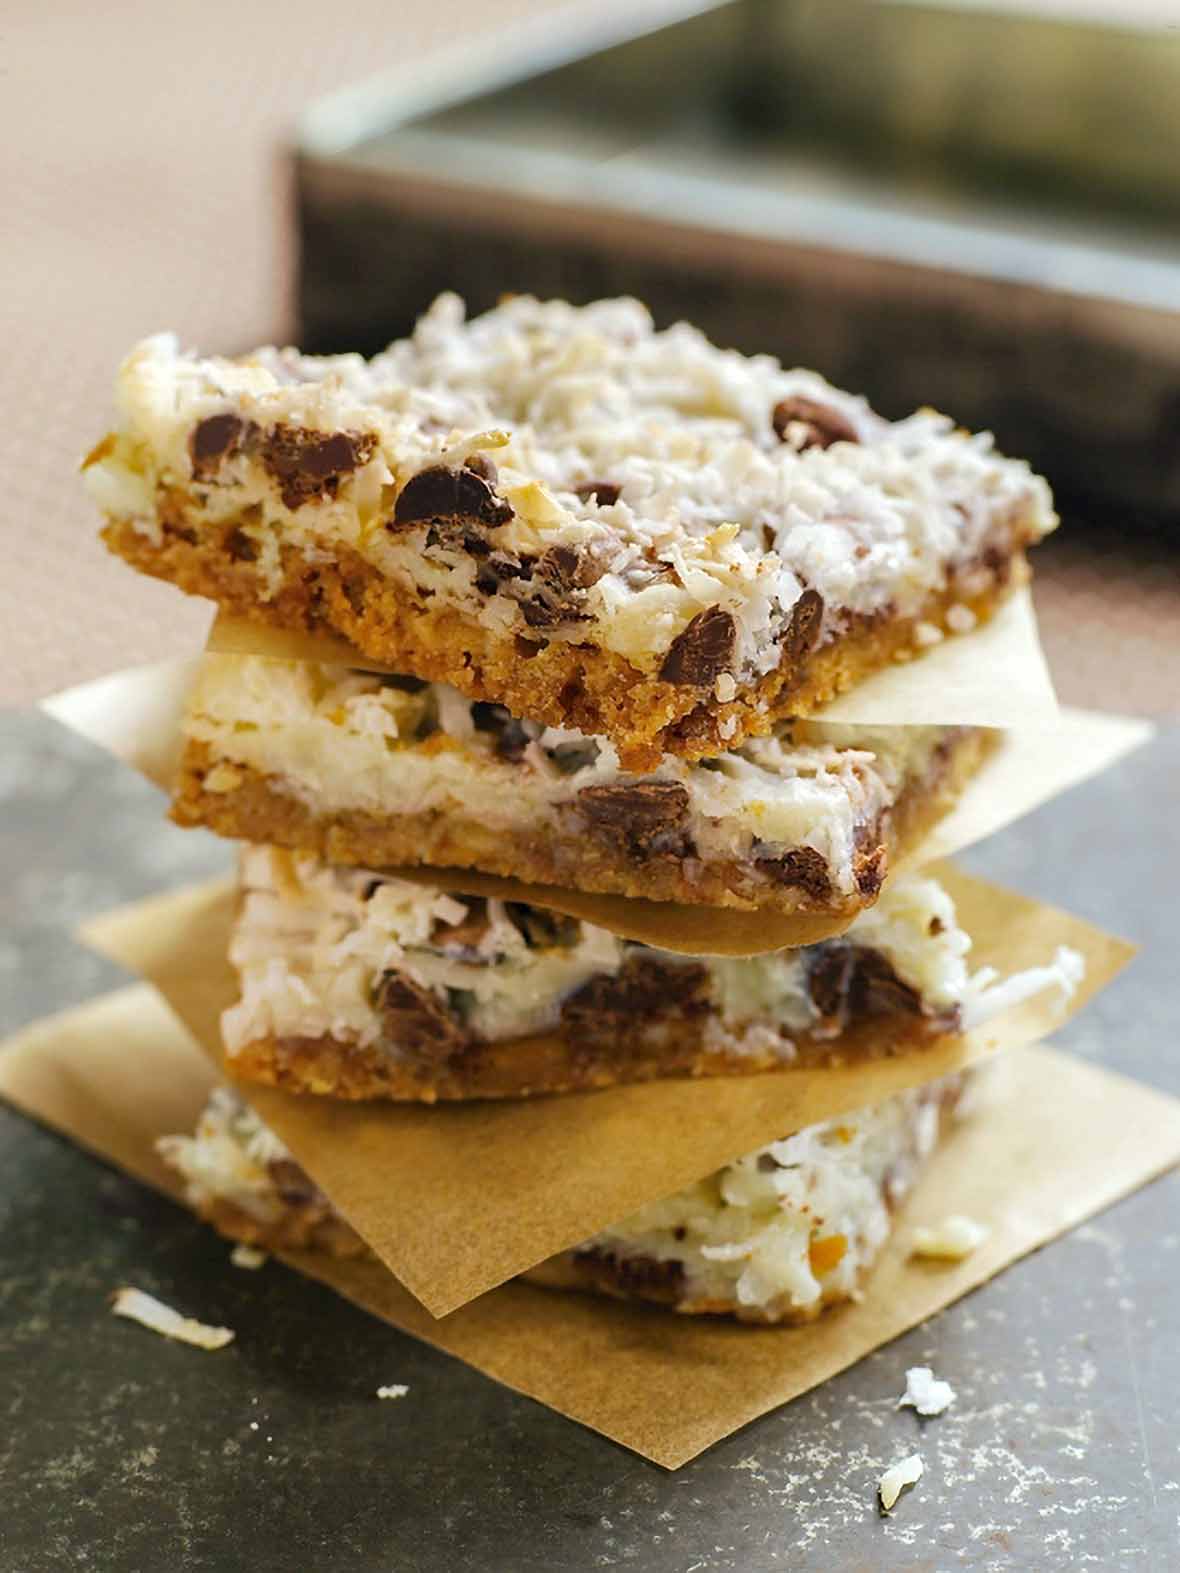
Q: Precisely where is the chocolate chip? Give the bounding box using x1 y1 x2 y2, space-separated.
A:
783 588 825 664
548 739 600 775
516 543 606 629
852 950 927 1020
504 902 580 950
756 845 833 900
772 396 859 450
373 971 466 1058
431 898 491 955
806 942 936 1035
576 1249 686 1300
261 425 377 509
806 944 858 1027
392 463 513 528
225 526 257 562
474 552 527 595
471 701 532 762
376 672 428 693
463 453 498 484
561 955 710 1034
576 781 693 858
267 1158 319 1207
191 414 248 478
575 480 621 506
658 606 737 686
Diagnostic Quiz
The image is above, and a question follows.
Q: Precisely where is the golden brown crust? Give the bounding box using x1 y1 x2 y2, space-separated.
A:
104 502 1028 770
172 728 996 917
226 1006 951 1105
199 1196 367 1258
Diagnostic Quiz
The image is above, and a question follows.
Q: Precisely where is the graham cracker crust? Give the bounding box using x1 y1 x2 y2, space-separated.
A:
172 727 995 918
226 1006 952 1104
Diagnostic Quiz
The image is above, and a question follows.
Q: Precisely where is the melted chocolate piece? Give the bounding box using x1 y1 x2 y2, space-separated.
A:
772 396 859 450
516 544 606 630
806 942 936 1036
373 971 466 1058
431 897 491 955
392 462 513 528
755 845 833 901
658 606 737 686
267 1157 319 1207
462 453 498 484
783 588 825 664
575 480 621 506
852 817 888 899
225 527 258 562
471 701 532 762
190 414 250 479
504 902 581 951
576 780 693 858
576 1249 686 1300
561 954 711 1033
261 425 377 509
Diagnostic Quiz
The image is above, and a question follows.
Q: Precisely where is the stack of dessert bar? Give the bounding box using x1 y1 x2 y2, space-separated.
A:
85 294 1072 1325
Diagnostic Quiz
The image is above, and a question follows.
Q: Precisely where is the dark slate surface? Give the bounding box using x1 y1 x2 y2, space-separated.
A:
1 712 1177 1573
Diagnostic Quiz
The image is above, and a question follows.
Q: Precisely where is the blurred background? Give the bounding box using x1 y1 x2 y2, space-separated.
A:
3 0 1178 713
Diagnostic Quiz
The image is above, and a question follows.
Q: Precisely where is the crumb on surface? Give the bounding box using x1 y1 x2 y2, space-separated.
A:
911 1213 990 1260
377 1384 410 1400
110 1287 234 1350
898 1365 956 1417
878 1453 923 1513
230 1243 267 1270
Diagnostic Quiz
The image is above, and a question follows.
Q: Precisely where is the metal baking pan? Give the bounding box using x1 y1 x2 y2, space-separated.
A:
295 0 1180 518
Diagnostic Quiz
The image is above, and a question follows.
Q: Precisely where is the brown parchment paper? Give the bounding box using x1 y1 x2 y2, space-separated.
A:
208 583 1059 727
80 864 1134 1316
2 989 1178 1469
41 654 1148 956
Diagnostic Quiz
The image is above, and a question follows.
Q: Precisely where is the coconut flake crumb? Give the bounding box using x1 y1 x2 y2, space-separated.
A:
898 1365 955 1416
230 1243 268 1270
110 1287 235 1350
377 1384 410 1400
913 620 943 647
878 1453 923 1513
911 1213 990 1260
944 603 977 634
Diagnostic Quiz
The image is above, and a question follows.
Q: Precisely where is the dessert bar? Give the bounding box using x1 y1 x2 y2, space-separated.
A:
87 295 1057 768
221 847 1081 1101
162 1071 977 1323
176 654 993 921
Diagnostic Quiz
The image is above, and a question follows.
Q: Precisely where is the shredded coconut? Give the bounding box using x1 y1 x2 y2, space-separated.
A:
898 1365 956 1416
219 849 1020 1067
110 1287 234 1350
90 293 1058 676
186 655 951 898
911 1214 991 1260
878 1453 924 1512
